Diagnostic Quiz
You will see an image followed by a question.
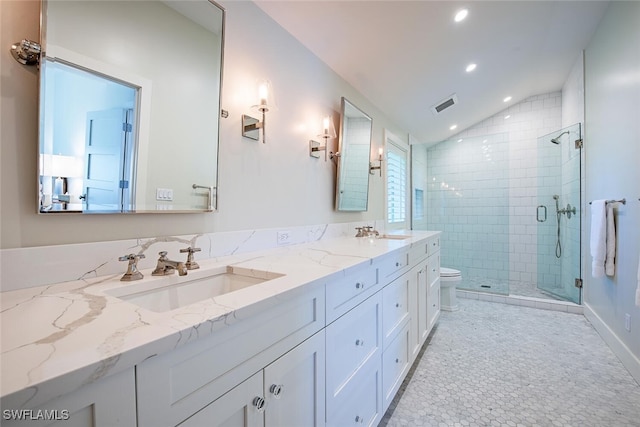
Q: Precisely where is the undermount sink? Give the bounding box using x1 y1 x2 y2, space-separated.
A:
106 266 285 313
378 234 412 240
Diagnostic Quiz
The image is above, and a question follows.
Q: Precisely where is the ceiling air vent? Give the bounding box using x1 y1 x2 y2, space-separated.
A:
431 94 458 115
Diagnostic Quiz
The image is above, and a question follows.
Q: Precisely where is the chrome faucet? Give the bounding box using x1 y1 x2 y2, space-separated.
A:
152 251 188 276
180 246 201 270
118 253 145 281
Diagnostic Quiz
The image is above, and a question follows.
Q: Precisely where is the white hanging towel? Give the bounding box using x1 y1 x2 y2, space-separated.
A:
605 202 616 276
636 254 640 307
590 200 606 278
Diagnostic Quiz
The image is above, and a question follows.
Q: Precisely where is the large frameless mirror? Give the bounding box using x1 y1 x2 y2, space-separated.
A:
38 0 224 213
335 97 373 211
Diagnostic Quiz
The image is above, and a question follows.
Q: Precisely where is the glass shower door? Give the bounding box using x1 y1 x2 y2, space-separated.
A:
536 123 582 304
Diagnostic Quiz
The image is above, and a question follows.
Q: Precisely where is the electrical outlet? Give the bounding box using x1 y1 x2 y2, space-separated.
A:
624 313 631 332
277 230 292 246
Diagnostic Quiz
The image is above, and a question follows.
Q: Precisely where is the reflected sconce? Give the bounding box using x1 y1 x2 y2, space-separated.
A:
10 39 41 66
242 80 275 144
309 115 336 161
40 154 83 203
370 148 384 176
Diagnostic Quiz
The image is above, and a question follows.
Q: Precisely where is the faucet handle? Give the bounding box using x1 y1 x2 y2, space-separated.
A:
180 247 201 270
158 251 168 259
118 253 145 281
355 227 364 237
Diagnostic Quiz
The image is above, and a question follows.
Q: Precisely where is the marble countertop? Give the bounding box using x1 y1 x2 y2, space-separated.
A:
0 230 439 409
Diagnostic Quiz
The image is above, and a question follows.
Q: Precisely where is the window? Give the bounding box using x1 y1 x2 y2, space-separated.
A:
385 131 410 229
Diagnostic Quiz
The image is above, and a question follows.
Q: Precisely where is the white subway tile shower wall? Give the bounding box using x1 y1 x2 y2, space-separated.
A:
426 92 563 295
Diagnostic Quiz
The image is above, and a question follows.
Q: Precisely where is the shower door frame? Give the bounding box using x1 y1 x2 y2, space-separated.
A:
536 123 582 304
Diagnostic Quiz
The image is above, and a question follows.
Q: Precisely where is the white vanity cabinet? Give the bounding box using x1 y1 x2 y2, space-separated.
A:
180 331 326 427
136 285 325 427
2 368 136 427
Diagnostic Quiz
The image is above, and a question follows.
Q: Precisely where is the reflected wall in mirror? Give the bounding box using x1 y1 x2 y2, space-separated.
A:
38 0 224 213
335 97 373 211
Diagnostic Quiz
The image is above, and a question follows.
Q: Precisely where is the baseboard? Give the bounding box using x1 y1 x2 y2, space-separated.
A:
584 303 640 385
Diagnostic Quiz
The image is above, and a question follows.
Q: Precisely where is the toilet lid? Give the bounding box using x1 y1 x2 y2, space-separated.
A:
440 267 461 277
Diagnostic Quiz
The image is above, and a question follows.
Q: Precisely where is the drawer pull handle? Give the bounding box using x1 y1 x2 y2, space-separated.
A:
395 302 401 308
395 262 400 267
252 396 266 412
270 384 283 398
355 415 364 423
355 339 364 346
355 282 364 289
432 268 437 273
395 358 400 363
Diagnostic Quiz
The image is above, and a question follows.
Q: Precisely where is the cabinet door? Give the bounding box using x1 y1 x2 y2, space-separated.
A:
2 369 136 427
264 331 325 427
382 273 410 348
179 372 264 427
417 261 429 344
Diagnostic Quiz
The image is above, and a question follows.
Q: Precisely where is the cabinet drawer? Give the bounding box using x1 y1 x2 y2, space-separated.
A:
382 274 410 348
137 286 324 427
427 278 441 333
427 255 440 285
326 360 382 427
382 323 410 412
409 235 440 265
326 292 381 413
379 250 410 280
326 264 379 323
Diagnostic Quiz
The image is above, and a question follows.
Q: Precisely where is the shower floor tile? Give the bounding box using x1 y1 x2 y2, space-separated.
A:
380 298 640 427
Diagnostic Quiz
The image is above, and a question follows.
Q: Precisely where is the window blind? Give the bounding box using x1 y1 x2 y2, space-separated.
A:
387 148 407 223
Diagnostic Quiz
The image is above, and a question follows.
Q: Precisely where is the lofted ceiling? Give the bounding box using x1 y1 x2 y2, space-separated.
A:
254 0 610 145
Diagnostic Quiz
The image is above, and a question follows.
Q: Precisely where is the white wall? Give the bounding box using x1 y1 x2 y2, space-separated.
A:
583 1 640 380
0 0 405 249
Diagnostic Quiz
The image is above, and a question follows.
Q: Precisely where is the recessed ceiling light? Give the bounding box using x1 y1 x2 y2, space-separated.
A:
457 139 463 143
454 9 468 22
450 124 458 130
465 63 477 73
503 96 512 103
505 115 511 119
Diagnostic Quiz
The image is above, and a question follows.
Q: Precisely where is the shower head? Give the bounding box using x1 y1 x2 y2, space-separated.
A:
553 195 559 200
550 131 570 144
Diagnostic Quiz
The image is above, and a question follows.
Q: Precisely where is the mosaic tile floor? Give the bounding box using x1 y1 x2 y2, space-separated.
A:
380 299 640 427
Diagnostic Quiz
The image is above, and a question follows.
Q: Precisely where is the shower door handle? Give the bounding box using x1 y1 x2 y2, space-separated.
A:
536 205 547 222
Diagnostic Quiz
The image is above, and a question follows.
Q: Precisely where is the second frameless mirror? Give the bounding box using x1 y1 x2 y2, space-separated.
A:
39 0 224 213
335 97 373 211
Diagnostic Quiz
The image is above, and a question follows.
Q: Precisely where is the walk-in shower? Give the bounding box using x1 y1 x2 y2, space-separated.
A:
412 123 582 304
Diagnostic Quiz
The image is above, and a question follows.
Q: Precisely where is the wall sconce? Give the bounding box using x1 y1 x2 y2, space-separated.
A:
242 80 275 144
10 39 41 66
370 148 384 176
309 115 336 161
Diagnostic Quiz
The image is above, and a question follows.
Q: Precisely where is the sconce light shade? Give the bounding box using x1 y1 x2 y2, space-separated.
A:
243 79 275 143
310 115 336 161
318 115 337 139
369 148 384 176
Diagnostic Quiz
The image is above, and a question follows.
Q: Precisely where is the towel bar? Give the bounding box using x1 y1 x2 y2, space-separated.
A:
589 199 626 205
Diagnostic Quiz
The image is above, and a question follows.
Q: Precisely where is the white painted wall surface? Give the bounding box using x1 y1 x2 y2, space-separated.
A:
583 1 640 377
0 0 401 249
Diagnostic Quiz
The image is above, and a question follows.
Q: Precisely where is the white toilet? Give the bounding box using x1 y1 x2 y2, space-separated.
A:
440 267 462 311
